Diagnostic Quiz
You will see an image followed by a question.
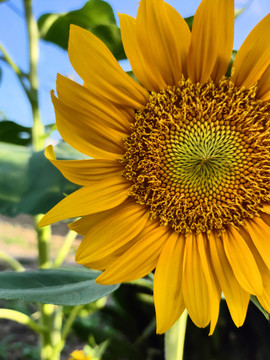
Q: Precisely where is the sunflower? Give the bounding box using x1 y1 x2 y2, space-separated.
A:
39 0 270 334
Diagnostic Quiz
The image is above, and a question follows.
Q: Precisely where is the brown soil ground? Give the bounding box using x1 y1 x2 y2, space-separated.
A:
0 214 81 268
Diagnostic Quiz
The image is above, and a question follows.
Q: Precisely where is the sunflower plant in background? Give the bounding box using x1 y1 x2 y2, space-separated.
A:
0 0 125 359
1 0 270 359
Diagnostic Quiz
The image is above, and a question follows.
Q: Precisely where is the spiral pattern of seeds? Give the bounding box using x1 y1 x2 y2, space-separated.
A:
123 77 270 234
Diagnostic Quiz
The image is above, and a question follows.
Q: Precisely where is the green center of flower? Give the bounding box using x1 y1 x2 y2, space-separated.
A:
123 77 270 234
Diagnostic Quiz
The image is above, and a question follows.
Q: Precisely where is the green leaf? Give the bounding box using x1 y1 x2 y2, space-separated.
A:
250 295 270 321
126 70 137 82
0 268 119 305
0 120 32 146
226 50 237 77
184 16 193 31
0 141 80 216
45 123 57 138
91 24 125 61
38 0 126 60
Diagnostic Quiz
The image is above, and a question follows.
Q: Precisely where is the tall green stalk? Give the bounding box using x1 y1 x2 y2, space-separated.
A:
23 0 44 152
23 1 62 359
165 310 188 360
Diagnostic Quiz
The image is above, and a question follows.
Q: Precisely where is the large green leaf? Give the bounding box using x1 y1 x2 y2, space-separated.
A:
0 120 32 146
0 268 119 305
38 0 126 60
184 16 193 31
0 141 80 216
0 121 58 146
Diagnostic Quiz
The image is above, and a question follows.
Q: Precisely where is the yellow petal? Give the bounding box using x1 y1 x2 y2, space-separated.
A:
90 222 161 270
80 251 120 271
68 25 149 108
258 288 270 313
154 232 185 334
256 65 270 101
97 225 170 284
119 14 157 91
45 145 124 185
164 3 191 78
120 0 190 90
209 232 249 327
135 0 190 90
82 222 159 271
223 227 263 295
187 0 226 84
260 213 270 227
75 200 149 263
52 92 126 159
261 205 270 226
262 203 270 215
245 218 270 271
231 13 270 88
197 232 221 335
210 0 234 82
56 74 132 132
69 212 110 236
71 208 157 237
38 177 131 227
238 225 270 313
182 232 210 328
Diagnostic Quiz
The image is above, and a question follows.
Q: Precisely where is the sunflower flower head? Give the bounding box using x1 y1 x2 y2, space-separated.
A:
40 0 270 334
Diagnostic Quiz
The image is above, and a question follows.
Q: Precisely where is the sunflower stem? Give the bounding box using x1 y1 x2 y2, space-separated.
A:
23 1 61 359
0 250 25 272
0 44 30 98
51 305 83 357
0 309 46 334
164 310 188 360
129 278 153 290
53 230 77 268
23 0 44 151
39 304 62 360
35 215 52 269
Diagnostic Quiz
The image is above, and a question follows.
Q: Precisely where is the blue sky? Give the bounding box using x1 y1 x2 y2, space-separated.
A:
0 0 270 131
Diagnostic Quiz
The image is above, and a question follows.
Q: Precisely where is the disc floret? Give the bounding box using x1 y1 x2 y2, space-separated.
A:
123 77 270 233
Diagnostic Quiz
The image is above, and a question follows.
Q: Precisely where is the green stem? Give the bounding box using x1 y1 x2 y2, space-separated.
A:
165 310 188 360
134 317 156 346
53 230 77 268
0 309 45 334
61 305 83 342
0 250 25 271
51 305 83 357
23 1 61 359
39 304 61 360
0 44 30 98
35 215 51 269
52 306 63 345
24 0 50 272
129 278 153 290
23 0 44 151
